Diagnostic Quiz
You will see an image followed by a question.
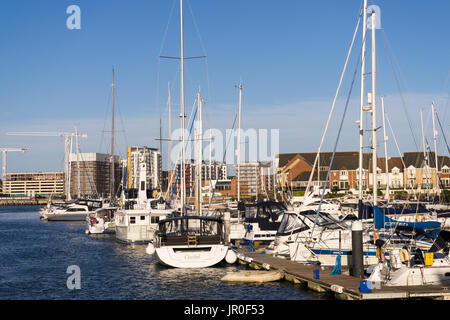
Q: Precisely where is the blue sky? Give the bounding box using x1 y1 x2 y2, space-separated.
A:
0 0 449 172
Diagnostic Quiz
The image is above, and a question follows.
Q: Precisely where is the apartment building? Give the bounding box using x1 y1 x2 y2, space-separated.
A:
2 172 65 197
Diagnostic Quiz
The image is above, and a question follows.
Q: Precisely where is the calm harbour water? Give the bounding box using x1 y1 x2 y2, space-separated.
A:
0 206 329 300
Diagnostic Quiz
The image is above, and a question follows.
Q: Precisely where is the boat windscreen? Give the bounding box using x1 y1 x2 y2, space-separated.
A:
429 230 450 253
303 213 347 230
161 218 222 237
277 214 308 235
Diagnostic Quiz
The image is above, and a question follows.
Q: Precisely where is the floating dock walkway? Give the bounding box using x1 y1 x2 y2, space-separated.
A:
236 250 450 300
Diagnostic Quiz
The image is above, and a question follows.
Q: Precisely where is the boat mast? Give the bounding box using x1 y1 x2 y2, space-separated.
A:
420 108 430 199
75 126 81 199
431 102 440 199
358 0 368 210
179 0 186 214
209 130 212 201
168 82 172 172
237 83 242 203
370 10 378 207
381 97 390 202
196 90 203 215
111 68 115 203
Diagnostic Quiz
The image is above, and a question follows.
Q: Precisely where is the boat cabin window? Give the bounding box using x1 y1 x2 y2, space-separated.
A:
151 216 159 224
67 207 87 212
278 214 308 235
159 218 223 237
130 217 136 224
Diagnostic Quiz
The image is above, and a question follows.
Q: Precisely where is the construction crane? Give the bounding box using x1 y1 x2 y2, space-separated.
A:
6 131 87 201
0 148 27 190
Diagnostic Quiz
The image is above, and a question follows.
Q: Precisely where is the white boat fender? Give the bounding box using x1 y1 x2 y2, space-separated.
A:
225 249 238 264
146 242 156 255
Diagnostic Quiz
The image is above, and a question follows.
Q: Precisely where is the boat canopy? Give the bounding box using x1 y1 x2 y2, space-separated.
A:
157 216 224 237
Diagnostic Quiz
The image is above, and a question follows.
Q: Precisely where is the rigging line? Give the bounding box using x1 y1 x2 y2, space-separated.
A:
186 0 212 113
156 0 177 128
208 112 239 206
436 112 450 155
164 96 197 198
304 7 362 198
310 26 363 240
168 98 199 205
98 87 112 153
441 72 450 132
385 112 418 200
380 29 420 151
114 88 129 151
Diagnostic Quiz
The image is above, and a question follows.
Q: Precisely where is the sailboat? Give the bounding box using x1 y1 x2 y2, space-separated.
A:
86 69 119 234
115 161 173 243
146 0 233 268
270 4 443 267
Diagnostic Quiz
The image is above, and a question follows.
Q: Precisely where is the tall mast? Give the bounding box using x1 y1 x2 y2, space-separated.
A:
381 97 390 202
196 90 203 215
168 82 172 172
65 135 72 201
358 0 367 208
111 68 115 202
370 10 378 207
179 0 186 214
420 108 427 162
209 130 213 201
420 107 429 198
237 83 242 202
75 126 81 199
431 102 440 198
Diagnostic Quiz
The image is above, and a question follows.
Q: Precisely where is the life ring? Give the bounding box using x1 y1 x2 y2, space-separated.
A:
153 191 159 198
400 249 410 263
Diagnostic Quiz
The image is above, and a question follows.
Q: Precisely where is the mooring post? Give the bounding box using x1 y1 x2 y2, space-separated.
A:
351 220 364 278
223 211 231 245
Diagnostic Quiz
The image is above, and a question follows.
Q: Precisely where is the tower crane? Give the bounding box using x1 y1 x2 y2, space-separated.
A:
6 131 87 201
0 148 27 192
1 147 27 179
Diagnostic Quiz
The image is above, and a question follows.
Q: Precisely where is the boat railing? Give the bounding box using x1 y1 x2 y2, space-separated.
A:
160 234 222 246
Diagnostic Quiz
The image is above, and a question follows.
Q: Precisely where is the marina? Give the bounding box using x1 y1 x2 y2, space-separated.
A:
236 249 450 300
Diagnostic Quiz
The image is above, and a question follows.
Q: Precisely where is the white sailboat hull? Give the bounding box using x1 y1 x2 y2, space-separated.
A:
87 220 115 234
42 212 88 221
387 265 450 286
155 244 229 268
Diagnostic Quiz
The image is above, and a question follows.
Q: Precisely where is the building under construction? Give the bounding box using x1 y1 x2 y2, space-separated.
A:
69 152 121 199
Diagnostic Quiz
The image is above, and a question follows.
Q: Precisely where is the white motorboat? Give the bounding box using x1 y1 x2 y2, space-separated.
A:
115 162 174 244
86 206 118 234
266 209 436 267
241 201 288 245
148 215 234 268
368 230 450 287
41 199 103 221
